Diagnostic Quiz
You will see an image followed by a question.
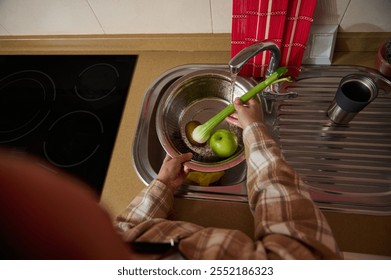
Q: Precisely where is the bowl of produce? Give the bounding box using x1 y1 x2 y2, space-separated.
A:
155 67 287 172
155 69 252 172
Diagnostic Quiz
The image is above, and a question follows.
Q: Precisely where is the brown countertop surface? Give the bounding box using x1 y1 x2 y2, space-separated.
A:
1 33 390 257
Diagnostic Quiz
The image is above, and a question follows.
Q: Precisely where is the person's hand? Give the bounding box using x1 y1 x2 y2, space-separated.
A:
226 97 264 128
156 152 193 191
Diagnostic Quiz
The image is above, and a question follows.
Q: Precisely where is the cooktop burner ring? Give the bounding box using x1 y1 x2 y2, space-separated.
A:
74 63 119 101
0 70 56 143
43 110 104 168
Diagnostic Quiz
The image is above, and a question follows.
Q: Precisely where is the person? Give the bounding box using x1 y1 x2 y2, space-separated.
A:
0 148 130 259
0 97 340 259
115 97 341 259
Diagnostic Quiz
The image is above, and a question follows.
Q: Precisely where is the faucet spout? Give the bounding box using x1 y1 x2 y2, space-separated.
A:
228 41 280 77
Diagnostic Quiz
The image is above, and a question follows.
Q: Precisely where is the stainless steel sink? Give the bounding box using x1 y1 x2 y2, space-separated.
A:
132 64 391 215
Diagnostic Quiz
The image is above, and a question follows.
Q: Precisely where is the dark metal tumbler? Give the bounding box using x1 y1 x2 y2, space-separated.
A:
327 74 378 124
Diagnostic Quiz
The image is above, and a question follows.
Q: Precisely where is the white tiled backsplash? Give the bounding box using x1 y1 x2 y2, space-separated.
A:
0 0 390 36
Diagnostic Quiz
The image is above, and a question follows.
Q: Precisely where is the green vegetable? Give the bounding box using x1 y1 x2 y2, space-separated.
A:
191 67 288 144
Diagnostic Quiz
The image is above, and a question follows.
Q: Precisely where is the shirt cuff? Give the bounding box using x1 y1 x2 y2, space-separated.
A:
243 122 268 143
151 178 173 192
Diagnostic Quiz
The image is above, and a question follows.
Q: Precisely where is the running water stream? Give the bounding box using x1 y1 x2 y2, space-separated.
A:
230 72 238 104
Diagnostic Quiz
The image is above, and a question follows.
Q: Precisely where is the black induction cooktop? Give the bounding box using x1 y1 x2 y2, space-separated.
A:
0 55 137 195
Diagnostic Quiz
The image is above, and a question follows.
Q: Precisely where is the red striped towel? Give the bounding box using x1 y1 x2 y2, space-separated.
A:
231 0 317 78
281 0 317 77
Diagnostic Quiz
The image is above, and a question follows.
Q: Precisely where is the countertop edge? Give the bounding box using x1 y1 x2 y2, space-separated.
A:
0 32 390 54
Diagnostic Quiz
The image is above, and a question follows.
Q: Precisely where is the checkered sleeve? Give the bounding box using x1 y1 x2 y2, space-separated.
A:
115 179 174 232
243 122 341 258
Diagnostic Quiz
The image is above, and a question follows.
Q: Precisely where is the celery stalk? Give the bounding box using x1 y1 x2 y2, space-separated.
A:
191 67 288 144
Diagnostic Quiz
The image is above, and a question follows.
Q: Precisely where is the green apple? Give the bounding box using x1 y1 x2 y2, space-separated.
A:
209 129 238 158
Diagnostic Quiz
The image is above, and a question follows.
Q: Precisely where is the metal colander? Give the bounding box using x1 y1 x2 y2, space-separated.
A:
155 68 257 172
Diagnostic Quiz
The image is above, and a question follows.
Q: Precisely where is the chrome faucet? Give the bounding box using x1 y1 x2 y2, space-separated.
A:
229 41 297 109
228 41 281 77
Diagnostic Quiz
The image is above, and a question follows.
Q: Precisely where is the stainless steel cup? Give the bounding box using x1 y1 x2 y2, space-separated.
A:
327 74 378 124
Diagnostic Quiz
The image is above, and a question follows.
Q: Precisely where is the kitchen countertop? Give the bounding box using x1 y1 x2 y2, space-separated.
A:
1 33 390 257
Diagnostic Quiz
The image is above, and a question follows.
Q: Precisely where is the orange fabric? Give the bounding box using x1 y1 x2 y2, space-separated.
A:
0 150 130 259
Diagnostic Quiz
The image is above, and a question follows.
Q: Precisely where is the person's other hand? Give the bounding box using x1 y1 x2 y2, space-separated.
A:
156 152 193 191
226 97 264 128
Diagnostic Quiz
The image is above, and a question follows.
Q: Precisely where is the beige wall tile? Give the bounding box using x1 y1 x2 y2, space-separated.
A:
312 0 350 25
0 0 390 36
88 0 212 34
0 0 103 35
339 0 391 32
211 0 232 33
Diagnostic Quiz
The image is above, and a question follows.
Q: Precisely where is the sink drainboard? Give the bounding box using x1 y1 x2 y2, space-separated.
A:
274 66 391 215
132 65 391 215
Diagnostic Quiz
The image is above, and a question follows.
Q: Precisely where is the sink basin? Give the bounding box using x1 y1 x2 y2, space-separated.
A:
132 65 250 201
132 64 391 215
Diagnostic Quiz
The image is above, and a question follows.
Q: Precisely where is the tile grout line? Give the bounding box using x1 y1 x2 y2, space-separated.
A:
209 0 214 33
86 0 106 34
0 22 11 36
339 0 352 26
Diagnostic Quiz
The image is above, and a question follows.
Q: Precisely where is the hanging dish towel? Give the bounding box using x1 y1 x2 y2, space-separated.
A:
231 0 317 78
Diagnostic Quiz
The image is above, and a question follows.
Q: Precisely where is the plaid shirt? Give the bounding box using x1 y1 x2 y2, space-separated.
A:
116 122 341 259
